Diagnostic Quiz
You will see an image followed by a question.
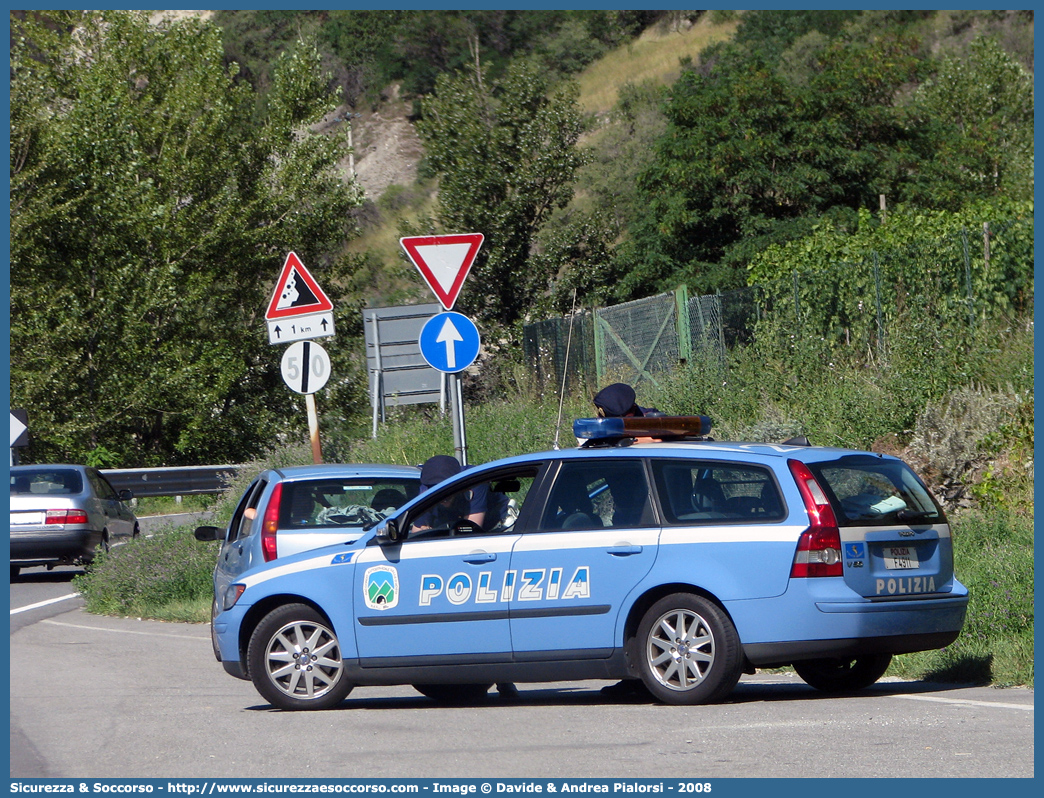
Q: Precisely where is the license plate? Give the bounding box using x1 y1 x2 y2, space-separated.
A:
10 512 44 525
884 545 919 569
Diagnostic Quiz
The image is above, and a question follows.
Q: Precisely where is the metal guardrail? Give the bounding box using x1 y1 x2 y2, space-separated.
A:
101 465 239 498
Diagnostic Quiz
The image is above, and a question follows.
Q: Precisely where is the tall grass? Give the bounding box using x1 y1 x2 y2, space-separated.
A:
343 390 594 468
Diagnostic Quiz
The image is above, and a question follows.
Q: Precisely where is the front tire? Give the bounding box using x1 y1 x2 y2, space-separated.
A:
209 600 222 662
247 604 353 710
794 654 892 692
636 593 743 705
413 684 492 703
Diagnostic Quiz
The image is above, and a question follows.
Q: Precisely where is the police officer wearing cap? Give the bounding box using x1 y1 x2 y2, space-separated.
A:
415 454 520 700
591 384 659 701
593 382 663 419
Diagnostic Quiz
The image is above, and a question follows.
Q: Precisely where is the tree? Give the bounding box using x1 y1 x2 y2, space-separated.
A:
416 57 587 327
10 11 360 466
615 34 927 298
909 37 1034 206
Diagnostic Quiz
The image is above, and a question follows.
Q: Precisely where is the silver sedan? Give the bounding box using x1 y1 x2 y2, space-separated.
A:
9 464 139 579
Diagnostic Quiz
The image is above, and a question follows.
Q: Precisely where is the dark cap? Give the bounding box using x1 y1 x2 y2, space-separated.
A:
419 455 461 489
593 383 638 418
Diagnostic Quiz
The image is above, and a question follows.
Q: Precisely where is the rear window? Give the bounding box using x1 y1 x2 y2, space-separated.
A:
652 460 785 524
10 469 84 496
279 478 420 529
806 455 945 527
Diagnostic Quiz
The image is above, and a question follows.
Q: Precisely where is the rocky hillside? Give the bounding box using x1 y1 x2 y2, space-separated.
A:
316 84 424 202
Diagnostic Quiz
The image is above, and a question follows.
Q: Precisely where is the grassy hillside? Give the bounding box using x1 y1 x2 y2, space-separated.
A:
576 14 739 115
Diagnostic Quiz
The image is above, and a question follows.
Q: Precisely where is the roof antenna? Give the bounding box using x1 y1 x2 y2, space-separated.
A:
552 288 578 450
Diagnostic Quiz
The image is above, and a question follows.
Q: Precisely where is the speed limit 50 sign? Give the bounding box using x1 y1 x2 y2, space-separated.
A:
280 340 331 395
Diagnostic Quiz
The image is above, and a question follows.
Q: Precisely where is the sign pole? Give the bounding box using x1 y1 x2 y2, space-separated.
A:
449 372 468 466
305 394 323 464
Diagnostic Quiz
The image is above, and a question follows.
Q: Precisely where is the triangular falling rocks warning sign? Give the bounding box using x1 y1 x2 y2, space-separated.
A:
265 252 334 320
399 233 484 310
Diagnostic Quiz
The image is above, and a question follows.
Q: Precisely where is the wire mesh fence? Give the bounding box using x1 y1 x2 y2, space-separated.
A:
523 215 1033 391
522 288 737 392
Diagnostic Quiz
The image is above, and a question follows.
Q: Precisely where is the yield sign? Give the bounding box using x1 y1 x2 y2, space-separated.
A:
265 252 334 320
400 233 484 310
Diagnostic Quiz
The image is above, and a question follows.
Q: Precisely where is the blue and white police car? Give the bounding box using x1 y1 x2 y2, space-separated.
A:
208 416 968 710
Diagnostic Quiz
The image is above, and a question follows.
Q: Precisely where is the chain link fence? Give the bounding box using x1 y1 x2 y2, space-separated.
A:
523 288 740 392
524 216 1033 390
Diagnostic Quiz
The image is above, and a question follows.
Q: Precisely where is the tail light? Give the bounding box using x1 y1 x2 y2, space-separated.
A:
788 460 842 577
261 483 282 562
45 509 89 525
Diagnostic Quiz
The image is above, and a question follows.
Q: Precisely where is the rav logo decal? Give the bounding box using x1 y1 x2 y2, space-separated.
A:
364 565 399 610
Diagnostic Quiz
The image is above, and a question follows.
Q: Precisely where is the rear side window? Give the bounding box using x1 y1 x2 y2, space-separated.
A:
280 479 420 529
539 459 653 530
807 455 945 527
87 470 119 501
229 478 267 542
652 460 785 524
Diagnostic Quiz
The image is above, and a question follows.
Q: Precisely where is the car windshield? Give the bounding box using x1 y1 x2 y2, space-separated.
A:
807 455 944 526
10 469 84 496
279 478 419 529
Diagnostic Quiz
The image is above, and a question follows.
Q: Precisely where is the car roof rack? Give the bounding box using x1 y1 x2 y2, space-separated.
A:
573 415 713 447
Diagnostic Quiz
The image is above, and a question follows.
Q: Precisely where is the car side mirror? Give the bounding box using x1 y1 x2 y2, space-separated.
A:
492 479 520 493
376 518 401 544
118 489 134 501
194 525 223 542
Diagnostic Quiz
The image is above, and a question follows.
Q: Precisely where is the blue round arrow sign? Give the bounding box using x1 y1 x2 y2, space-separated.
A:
419 312 481 373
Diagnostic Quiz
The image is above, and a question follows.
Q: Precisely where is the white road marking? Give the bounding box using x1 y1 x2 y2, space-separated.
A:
892 694 1033 711
10 593 81 615
41 618 209 640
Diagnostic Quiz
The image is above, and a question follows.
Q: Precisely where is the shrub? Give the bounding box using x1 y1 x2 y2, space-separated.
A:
74 528 217 622
906 384 1022 497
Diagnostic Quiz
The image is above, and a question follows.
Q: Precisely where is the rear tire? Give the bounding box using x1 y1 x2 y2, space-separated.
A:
635 593 743 705
247 603 353 710
413 684 492 703
794 654 892 692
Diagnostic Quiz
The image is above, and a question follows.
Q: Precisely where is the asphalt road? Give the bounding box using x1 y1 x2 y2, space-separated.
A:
8 575 1034 780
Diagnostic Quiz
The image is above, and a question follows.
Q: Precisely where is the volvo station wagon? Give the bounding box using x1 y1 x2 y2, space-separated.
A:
205 417 968 710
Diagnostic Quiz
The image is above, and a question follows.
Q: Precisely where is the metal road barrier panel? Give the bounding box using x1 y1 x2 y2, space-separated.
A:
101 465 239 497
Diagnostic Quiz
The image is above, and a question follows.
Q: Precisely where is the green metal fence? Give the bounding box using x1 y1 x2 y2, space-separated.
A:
523 216 1033 391
523 288 735 392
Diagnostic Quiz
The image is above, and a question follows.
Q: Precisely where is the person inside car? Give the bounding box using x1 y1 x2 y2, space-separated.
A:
412 454 519 700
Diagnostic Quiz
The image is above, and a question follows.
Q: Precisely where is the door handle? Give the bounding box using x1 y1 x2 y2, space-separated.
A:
463 551 496 564
608 544 643 556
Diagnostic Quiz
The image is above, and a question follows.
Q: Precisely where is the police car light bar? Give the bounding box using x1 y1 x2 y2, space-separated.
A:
573 415 713 441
